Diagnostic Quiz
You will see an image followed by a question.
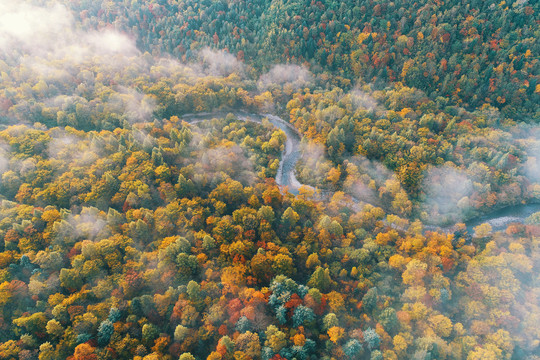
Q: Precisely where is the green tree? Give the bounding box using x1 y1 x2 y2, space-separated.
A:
307 267 332 292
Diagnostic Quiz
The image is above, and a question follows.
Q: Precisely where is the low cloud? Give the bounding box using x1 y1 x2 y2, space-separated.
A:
518 127 540 184
345 180 379 205
47 132 77 159
343 156 392 205
108 87 157 124
422 165 474 224
47 130 102 170
0 144 10 176
193 144 256 186
258 64 312 90
0 1 138 65
198 48 244 77
350 155 394 184
348 89 379 113
524 155 540 184
296 141 332 187
0 2 73 55
69 207 110 241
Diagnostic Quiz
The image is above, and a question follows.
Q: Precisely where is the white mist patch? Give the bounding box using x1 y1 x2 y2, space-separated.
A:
108 87 157 124
19 158 37 177
47 133 77 159
348 89 379 113
0 1 73 54
346 180 379 205
52 30 139 66
524 155 540 184
192 143 256 187
422 165 474 223
258 64 312 90
351 155 395 184
69 207 110 241
0 1 139 73
0 145 10 177
131 128 156 150
46 95 88 109
342 156 395 204
297 141 333 187
151 57 203 80
85 30 138 55
47 129 101 167
21 60 72 82
198 48 244 77
519 127 540 184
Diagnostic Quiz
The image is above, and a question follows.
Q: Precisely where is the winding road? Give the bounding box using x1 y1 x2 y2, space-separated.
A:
182 111 540 234
182 111 306 194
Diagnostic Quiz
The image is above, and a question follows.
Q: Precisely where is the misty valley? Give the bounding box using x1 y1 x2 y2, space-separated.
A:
0 1 538 360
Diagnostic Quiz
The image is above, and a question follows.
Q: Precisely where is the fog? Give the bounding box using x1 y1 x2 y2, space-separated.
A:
421 165 474 224
0 1 138 63
258 64 313 90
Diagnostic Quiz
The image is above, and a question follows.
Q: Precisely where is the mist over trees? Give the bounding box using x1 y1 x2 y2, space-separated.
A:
0 0 538 360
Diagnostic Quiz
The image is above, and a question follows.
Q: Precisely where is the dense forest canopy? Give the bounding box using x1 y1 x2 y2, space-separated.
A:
0 0 538 359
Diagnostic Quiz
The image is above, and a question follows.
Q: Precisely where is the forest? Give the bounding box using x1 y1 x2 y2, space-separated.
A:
0 0 538 359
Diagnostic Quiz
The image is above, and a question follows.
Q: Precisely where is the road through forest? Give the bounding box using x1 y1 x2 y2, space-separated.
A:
182 112 540 234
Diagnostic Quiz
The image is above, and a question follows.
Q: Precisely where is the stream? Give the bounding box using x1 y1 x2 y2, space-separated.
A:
182 111 540 234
